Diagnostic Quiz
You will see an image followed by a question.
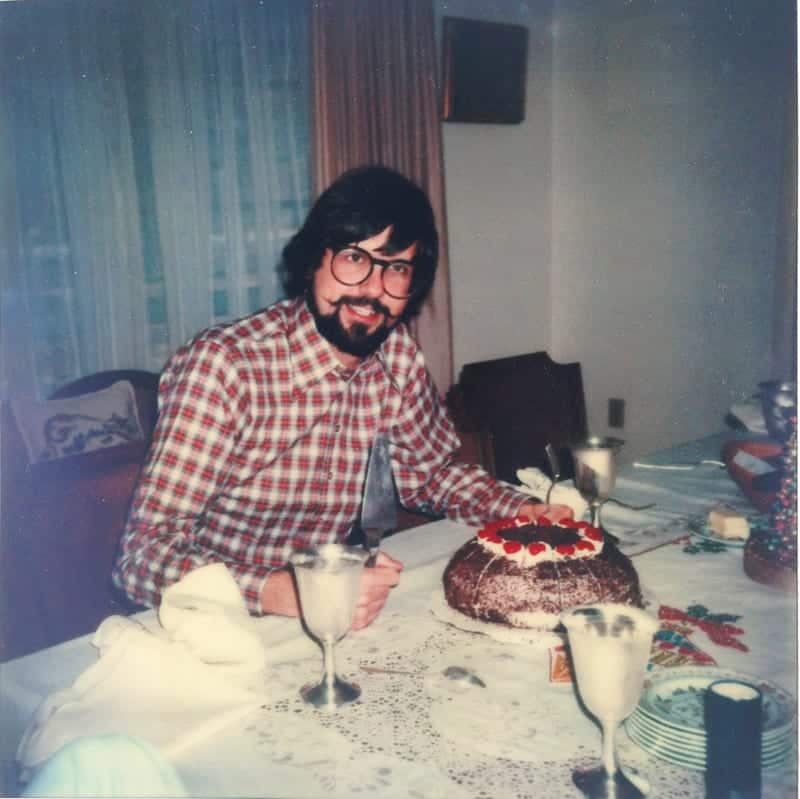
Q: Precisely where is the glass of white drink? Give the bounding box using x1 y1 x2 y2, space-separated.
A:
290 544 367 710
561 603 659 798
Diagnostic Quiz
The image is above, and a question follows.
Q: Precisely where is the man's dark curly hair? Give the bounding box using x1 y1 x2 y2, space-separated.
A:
282 165 439 319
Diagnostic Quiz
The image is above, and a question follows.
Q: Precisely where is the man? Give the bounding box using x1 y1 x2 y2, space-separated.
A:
113 166 570 630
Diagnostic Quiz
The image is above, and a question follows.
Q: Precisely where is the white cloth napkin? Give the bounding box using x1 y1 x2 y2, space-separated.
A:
158 562 268 673
515 466 589 519
17 564 275 777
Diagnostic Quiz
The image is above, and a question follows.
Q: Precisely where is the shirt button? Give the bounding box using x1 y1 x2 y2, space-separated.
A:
334 423 341 432
327 471 333 480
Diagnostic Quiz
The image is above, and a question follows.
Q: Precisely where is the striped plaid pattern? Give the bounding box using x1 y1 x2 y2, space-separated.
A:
113 298 528 614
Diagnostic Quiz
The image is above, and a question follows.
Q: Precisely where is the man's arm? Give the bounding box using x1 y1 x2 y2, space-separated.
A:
115 334 404 624
260 551 403 628
113 338 273 612
390 355 571 525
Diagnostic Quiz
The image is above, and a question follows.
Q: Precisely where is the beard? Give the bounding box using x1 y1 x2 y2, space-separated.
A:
306 291 396 358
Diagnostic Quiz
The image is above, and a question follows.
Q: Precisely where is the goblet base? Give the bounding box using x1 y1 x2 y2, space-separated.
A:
301 675 361 710
572 765 648 798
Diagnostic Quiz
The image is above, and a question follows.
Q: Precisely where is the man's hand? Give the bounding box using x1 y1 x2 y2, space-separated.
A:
259 551 403 626
351 551 403 630
519 501 574 524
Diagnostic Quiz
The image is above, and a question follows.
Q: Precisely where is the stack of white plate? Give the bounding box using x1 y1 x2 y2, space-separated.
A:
624 667 796 772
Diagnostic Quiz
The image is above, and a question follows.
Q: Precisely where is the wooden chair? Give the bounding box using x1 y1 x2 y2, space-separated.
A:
446 351 588 486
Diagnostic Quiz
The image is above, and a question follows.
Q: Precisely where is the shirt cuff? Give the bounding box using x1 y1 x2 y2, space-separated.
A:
233 567 276 616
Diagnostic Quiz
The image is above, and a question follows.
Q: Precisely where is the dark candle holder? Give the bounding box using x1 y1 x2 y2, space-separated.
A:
705 679 762 799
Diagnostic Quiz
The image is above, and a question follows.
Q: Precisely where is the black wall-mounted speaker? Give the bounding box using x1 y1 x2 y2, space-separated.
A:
442 17 529 125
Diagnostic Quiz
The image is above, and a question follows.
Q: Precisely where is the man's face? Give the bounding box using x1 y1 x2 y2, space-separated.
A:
309 226 416 366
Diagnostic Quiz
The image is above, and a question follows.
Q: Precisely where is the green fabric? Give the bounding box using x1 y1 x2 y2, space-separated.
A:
23 735 186 798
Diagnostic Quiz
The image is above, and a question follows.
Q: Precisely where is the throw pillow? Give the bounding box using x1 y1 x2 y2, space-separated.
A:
12 381 145 464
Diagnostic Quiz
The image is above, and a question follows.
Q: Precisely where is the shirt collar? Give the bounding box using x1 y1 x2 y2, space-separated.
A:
374 334 408 393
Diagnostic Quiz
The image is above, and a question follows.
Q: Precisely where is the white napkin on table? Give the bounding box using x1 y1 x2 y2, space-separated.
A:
515 466 589 519
158 562 268 672
17 564 273 778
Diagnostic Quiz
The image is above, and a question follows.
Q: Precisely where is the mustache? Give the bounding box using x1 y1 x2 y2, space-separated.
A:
332 296 398 320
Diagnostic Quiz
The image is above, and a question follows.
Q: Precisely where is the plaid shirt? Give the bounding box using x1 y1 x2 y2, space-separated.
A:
113 298 529 614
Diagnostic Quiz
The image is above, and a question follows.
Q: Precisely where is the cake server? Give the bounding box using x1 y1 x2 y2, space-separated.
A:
544 443 561 504
359 433 397 567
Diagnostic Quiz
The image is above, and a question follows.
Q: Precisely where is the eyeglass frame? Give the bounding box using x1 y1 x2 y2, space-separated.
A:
329 244 417 300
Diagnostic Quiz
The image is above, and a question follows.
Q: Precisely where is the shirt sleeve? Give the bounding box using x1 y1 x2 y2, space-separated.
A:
112 337 273 614
389 351 531 526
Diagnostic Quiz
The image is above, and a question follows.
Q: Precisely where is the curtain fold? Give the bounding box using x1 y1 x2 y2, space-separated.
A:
310 0 454 394
2 0 147 396
1 0 310 399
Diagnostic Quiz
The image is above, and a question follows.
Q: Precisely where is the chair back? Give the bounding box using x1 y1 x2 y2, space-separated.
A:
0 370 159 660
49 369 160 440
448 352 588 485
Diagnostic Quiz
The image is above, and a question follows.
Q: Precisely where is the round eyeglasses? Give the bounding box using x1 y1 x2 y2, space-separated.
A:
330 245 415 299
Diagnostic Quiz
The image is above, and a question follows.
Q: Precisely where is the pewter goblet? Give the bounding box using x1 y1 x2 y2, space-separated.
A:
571 436 624 528
290 544 367 710
562 603 659 798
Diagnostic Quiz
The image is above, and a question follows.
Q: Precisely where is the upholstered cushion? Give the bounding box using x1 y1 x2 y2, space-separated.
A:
0 372 158 661
11 381 144 464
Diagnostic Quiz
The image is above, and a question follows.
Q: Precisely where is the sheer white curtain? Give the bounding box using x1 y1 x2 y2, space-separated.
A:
1 0 310 399
2 0 146 399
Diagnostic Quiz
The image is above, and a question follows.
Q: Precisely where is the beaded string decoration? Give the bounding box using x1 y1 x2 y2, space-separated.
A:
743 414 797 591
769 414 797 570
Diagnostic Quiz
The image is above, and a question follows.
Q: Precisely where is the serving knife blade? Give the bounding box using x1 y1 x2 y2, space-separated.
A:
544 443 561 504
359 433 397 566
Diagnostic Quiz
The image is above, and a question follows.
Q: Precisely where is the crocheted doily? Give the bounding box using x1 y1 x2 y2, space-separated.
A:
214 607 721 799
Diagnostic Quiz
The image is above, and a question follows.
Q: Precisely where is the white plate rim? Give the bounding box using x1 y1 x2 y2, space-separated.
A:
632 702 792 745
639 667 796 735
687 519 747 548
626 712 792 757
626 718 793 771
628 710 792 753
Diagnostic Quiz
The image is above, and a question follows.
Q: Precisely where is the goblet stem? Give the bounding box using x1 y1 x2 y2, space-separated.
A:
601 718 619 778
590 501 603 529
322 638 337 689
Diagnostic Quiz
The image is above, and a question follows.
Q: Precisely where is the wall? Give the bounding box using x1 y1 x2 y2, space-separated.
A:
437 0 794 461
436 0 555 373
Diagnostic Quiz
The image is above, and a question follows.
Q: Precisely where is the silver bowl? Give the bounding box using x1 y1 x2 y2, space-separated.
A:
758 380 796 441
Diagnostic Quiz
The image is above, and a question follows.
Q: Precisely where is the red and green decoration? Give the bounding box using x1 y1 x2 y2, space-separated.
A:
744 415 797 591
747 416 798 570
768 415 797 570
650 604 749 668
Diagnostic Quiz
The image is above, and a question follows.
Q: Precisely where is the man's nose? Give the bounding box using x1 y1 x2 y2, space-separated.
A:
358 265 386 298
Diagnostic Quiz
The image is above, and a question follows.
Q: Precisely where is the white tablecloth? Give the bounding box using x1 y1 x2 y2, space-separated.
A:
1 433 796 798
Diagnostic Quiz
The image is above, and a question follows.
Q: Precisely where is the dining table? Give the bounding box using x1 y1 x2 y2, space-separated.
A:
0 431 796 798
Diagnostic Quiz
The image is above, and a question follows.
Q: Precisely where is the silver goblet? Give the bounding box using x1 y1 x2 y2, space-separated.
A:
290 544 367 710
562 603 659 798
571 436 625 528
